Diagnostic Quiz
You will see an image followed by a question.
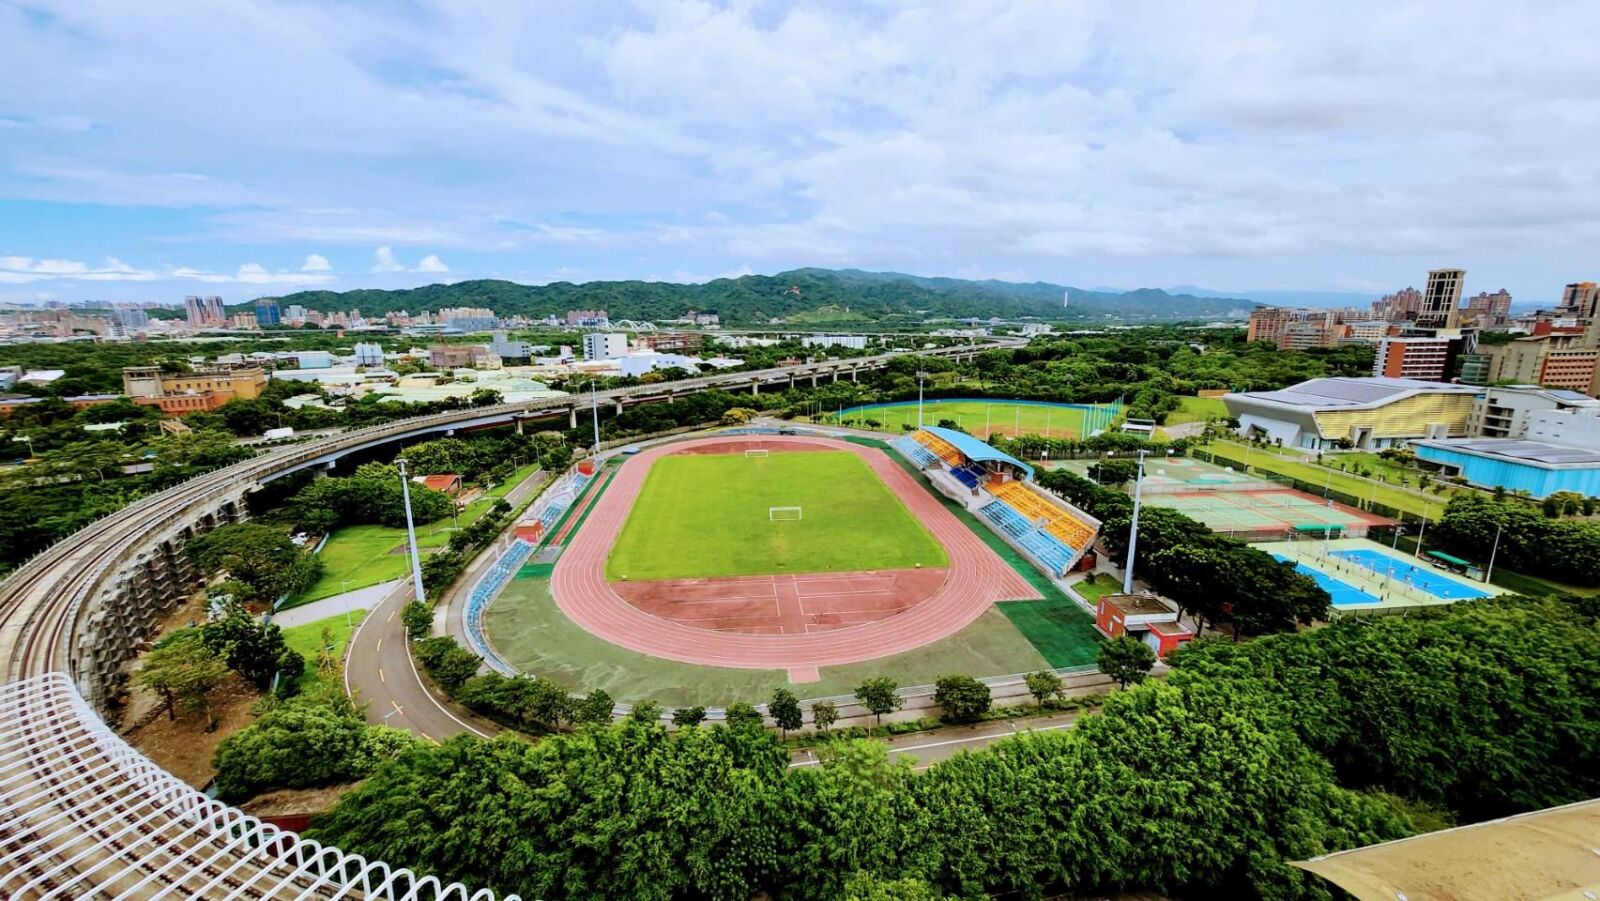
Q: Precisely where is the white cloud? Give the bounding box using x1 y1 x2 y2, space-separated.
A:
301 253 332 272
370 246 405 272
415 254 449 273
0 256 159 283
169 263 336 285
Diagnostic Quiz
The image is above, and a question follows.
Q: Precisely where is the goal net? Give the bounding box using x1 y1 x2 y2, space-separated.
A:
745 448 770 458
769 506 802 521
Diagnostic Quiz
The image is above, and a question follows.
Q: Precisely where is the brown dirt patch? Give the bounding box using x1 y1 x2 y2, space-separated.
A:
123 673 261 789
612 567 949 634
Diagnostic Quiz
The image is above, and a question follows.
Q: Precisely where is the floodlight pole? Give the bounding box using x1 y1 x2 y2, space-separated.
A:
396 458 426 603
1484 521 1503 584
584 379 600 454
1414 517 1427 558
916 370 929 427
1122 449 1149 595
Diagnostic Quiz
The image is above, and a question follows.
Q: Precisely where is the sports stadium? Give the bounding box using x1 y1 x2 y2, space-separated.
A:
473 424 1106 706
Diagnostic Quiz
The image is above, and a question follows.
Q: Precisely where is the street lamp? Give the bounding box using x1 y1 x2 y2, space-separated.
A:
1484 521 1503 584
395 458 427 603
1122 449 1149 595
582 379 601 454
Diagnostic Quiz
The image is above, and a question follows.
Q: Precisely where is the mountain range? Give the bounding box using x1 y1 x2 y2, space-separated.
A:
262 268 1258 326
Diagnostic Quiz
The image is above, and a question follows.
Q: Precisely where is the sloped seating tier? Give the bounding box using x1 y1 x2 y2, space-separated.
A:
914 429 966 467
950 461 985 489
989 480 1095 550
978 501 1073 574
894 435 940 468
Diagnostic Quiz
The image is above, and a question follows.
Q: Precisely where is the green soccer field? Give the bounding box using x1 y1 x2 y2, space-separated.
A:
826 399 1121 439
604 450 947 580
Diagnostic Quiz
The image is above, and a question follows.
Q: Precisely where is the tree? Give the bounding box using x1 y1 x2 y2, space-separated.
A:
201 600 304 694
720 406 758 425
627 700 663 723
139 629 231 729
725 701 765 730
1097 635 1156 689
575 689 614 726
1024 670 1063 706
672 705 708 728
769 688 803 738
811 699 839 734
401 600 433 640
186 522 322 602
413 636 480 690
854 677 903 726
212 696 417 802
933 675 991 724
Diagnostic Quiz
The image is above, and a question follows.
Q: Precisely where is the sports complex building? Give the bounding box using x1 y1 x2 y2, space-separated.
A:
1223 376 1481 451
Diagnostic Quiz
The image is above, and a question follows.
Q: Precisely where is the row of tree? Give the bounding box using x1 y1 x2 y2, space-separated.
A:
1430 492 1600 585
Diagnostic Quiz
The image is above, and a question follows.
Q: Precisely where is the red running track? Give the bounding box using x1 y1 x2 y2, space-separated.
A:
550 435 1040 679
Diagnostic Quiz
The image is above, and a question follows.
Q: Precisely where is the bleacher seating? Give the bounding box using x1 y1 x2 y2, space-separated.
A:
989 480 1095 550
463 538 535 674
894 435 940 468
950 461 985 488
914 429 966 467
979 502 1074 574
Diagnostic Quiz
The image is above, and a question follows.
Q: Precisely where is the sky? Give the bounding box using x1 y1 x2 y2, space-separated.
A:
1 0 1597 306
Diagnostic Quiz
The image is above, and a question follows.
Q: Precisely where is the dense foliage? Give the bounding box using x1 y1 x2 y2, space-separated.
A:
313 596 1599 900
212 692 417 802
1430 493 1600 585
186 523 322 603
285 462 453 533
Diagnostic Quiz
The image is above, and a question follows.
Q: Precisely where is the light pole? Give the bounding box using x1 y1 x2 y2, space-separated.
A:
1414 517 1427 558
584 380 601 454
916 370 929 428
1122 449 1149 595
1484 521 1503 584
395 458 427 603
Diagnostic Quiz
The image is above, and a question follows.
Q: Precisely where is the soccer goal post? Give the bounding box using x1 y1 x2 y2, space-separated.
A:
745 448 770 458
769 506 802 521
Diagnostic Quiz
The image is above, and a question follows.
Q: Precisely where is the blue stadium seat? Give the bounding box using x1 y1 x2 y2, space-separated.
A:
979 501 1073 574
894 436 940 468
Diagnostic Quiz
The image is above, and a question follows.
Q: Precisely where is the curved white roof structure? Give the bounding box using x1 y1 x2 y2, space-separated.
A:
0 673 516 901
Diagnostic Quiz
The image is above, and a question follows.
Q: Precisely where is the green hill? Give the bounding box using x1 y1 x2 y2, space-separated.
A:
260 268 1253 326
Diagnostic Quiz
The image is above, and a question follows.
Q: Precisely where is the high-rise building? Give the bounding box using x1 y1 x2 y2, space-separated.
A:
1561 282 1598 319
182 295 226 328
582 332 627 360
1462 289 1512 328
254 298 281 327
284 304 307 323
1371 287 1424 321
113 303 148 330
439 306 498 332
1246 307 1294 343
353 342 386 367
1416 269 1466 329
1373 336 1453 381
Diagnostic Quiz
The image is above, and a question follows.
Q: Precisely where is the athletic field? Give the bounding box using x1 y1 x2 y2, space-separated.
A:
828 398 1122 439
605 450 947 581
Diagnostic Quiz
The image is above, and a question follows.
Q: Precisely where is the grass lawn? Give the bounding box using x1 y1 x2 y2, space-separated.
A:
824 399 1121 440
1071 577 1118 605
280 609 365 693
1196 441 1451 520
605 451 946 580
1163 396 1229 425
483 576 1051 706
285 464 544 607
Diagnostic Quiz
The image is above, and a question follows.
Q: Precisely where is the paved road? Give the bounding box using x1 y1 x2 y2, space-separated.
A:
788 712 1082 771
271 579 401 628
343 578 498 740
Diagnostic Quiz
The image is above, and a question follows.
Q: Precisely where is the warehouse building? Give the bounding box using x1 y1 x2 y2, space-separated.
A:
1411 437 1600 499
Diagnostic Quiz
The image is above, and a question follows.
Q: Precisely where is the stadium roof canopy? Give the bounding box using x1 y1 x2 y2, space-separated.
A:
922 425 1034 479
0 672 515 901
1228 376 1481 412
1295 797 1600 900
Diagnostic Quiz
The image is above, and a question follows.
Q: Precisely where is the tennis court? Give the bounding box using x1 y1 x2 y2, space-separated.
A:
1330 549 1491 601
1154 489 1389 538
1271 555 1379 607
1256 538 1506 613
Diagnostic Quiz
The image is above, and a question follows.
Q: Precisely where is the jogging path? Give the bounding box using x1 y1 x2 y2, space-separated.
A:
550 435 1038 682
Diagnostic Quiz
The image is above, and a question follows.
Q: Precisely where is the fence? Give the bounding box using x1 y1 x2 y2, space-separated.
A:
1190 447 1432 527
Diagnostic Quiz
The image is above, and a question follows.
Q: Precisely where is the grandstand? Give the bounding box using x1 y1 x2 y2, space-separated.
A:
463 538 535 674
892 426 1099 579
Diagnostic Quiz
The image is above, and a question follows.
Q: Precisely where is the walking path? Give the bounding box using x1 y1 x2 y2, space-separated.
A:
788 710 1084 771
272 580 401 628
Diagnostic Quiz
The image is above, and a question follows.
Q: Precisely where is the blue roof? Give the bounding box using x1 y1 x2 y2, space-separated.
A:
922 426 1034 479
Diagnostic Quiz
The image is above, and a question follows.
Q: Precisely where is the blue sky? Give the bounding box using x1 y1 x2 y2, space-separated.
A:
2 0 1597 305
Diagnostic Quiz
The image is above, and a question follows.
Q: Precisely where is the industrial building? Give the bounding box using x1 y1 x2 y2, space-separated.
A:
1468 385 1600 438
1223 376 1481 451
122 365 267 414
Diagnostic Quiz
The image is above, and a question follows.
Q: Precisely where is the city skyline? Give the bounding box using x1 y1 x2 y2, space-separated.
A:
3 2 1598 303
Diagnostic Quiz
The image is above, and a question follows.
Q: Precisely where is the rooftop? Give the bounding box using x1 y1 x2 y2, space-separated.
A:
1101 592 1180 618
1413 437 1600 468
922 425 1034 479
1229 376 1480 411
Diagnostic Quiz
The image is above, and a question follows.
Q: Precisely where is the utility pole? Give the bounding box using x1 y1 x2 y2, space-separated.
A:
396 458 426 604
1122 449 1148 595
1484 521 1503 584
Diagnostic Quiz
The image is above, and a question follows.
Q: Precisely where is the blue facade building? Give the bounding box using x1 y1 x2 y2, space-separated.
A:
1413 438 1600 499
254 298 281 327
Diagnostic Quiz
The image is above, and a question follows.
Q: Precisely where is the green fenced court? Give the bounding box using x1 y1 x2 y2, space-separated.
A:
1154 489 1391 538
826 398 1123 440
605 450 947 581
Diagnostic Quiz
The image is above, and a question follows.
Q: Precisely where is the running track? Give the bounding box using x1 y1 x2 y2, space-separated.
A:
550 435 1039 681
